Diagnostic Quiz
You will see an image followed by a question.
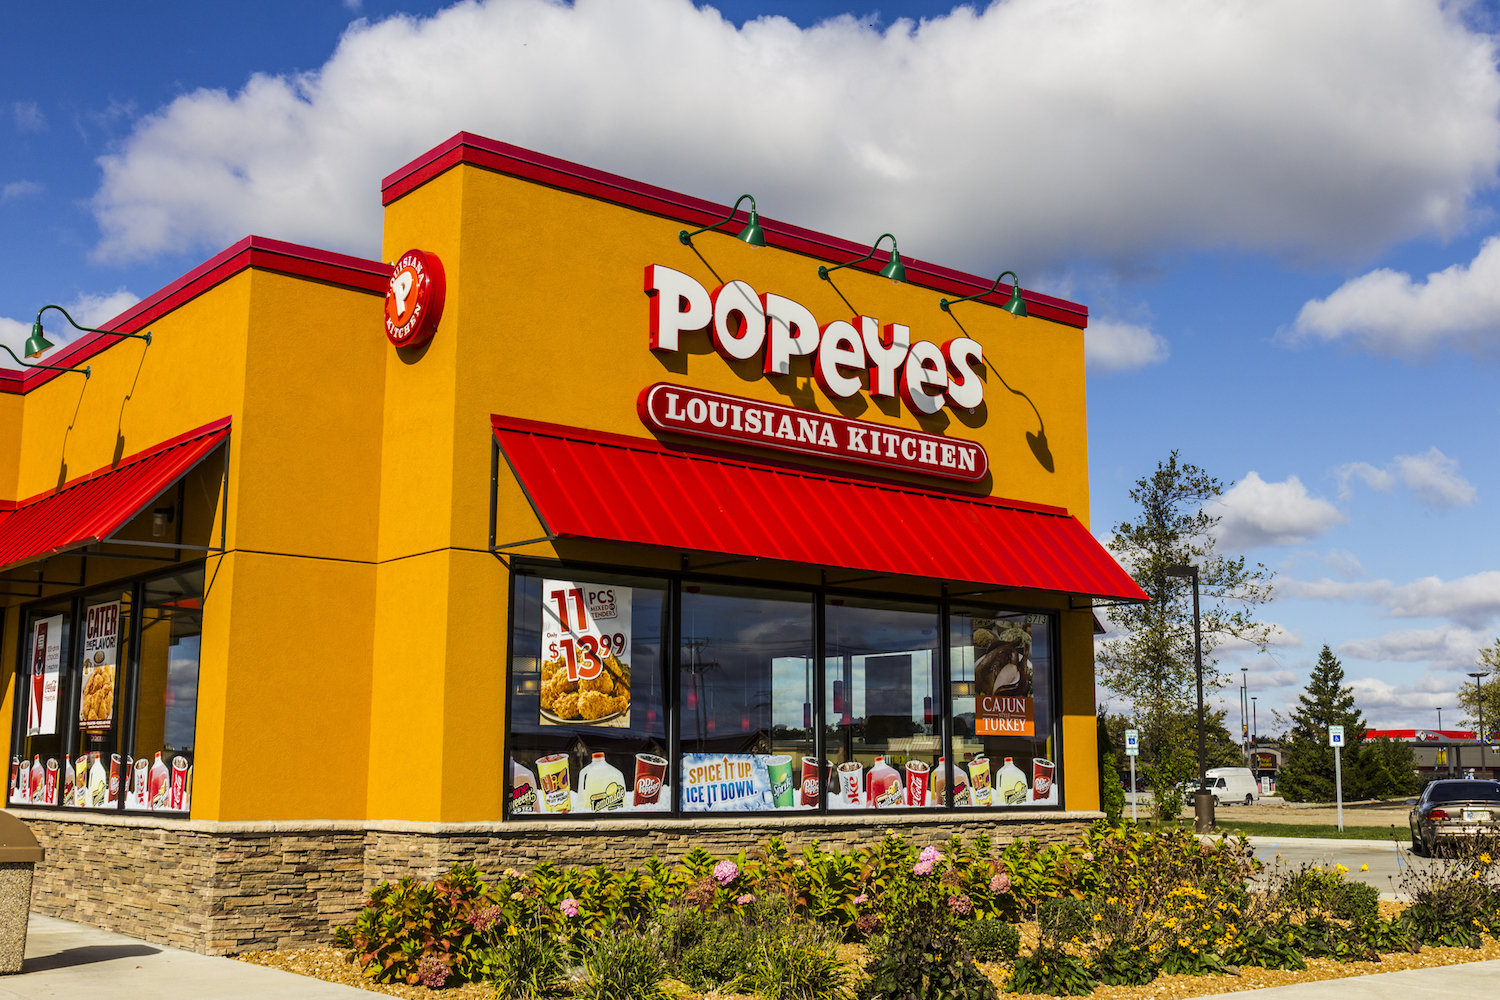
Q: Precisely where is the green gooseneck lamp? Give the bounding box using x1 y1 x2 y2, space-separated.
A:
939 270 1027 317
818 233 905 284
679 194 766 248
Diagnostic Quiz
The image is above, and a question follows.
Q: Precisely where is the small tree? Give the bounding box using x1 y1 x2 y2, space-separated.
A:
1097 713 1126 825
1456 640 1500 738
1277 645 1368 802
1096 453 1274 820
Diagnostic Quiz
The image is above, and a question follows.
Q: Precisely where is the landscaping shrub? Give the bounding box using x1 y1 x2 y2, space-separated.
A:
661 907 758 990
1007 948 1094 997
491 924 569 999
857 925 998 1000
577 927 669 1000
333 864 498 986
1398 837 1499 948
957 919 1020 963
750 920 849 1000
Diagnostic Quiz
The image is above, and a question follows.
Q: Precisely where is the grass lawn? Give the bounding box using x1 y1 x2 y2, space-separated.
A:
1129 818 1408 840
1207 821 1406 841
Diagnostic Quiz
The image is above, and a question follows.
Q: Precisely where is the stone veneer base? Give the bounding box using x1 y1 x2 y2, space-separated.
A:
12 808 1100 955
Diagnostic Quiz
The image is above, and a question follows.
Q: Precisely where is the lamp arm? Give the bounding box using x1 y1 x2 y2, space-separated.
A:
818 233 898 280
36 304 151 345
0 343 91 378
679 195 758 245
940 270 1020 312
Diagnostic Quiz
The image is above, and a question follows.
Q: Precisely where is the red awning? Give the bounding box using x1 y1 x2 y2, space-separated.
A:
0 417 230 573
492 416 1147 603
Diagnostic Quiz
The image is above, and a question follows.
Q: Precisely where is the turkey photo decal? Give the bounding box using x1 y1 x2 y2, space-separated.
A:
383 249 446 349
972 618 1035 737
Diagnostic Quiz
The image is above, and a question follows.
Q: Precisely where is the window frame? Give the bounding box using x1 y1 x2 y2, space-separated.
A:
504 555 1069 820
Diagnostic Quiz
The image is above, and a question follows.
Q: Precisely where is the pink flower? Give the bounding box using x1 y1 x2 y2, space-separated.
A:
560 897 580 918
989 873 1011 894
853 894 869 905
736 893 755 905
947 893 973 916
713 860 740 886
417 955 449 989
471 905 503 933
919 845 941 864
913 859 935 876
1082 852 1095 862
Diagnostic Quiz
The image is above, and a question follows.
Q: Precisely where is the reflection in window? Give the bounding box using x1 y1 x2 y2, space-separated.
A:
950 610 1056 807
129 569 204 813
508 571 667 817
679 586 815 812
825 599 941 808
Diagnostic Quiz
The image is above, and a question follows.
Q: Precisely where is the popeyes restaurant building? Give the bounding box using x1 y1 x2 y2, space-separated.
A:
0 133 1145 954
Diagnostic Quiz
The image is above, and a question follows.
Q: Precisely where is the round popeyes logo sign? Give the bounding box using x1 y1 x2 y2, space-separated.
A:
384 249 446 349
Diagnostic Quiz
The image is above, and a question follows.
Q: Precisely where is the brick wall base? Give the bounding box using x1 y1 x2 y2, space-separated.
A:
13 808 1100 956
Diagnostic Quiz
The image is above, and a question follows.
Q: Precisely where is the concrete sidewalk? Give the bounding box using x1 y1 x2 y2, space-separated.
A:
0 914 368 999
1207 959 1500 997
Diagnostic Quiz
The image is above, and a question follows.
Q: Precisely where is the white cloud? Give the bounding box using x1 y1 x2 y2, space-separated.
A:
1085 319 1168 373
1321 548 1365 577
1292 234 1500 357
1345 673 1455 729
1336 447 1476 508
88 0 1500 268
1338 624 1493 671
0 289 140 371
12 101 45 133
1 181 41 201
1283 570 1500 629
1213 472 1344 550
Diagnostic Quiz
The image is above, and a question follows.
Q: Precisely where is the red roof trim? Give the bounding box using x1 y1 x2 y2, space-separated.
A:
1 238 390 396
0 417 231 572
491 414 1146 603
493 414 1070 517
384 133 1089 330
4 415 232 511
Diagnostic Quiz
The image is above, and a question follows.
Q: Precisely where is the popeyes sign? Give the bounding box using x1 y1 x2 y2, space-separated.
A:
642 264 990 482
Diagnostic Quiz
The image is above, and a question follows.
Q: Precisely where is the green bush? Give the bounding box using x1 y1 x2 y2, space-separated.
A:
492 924 569 999
1090 946 1156 985
577 927 669 1000
1007 948 1094 997
1396 835 1500 948
957 920 1020 962
857 925 998 1000
1222 925 1306 971
333 864 497 986
750 921 849 1000
662 907 757 990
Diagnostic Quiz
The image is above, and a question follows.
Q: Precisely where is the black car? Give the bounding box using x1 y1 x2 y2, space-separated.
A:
1408 778 1500 855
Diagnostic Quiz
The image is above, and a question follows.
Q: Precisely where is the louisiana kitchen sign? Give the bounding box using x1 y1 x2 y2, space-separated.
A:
643 265 991 482
638 384 988 482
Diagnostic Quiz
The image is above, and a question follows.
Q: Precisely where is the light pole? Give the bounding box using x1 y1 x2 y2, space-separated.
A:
1165 563 1210 831
1251 696 1257 744
1241 667 1249 758
1467 670 1489 779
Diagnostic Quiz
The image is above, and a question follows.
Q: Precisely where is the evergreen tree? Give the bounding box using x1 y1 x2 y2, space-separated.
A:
1097 713 1126 825
1352 737 1419 799
1277 645 1367 802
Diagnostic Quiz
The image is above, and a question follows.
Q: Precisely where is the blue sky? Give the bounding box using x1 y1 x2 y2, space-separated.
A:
5 1 1500 733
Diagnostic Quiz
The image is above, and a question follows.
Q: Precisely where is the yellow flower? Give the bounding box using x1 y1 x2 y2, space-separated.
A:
1360 864 1369 872
1336 864 1348 874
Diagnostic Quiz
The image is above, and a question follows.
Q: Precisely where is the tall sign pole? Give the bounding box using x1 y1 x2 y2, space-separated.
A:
1329 724 1345 832
1125 729 1139 824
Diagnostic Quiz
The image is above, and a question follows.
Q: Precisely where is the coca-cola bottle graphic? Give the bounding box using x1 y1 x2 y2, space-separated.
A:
149 752 170 810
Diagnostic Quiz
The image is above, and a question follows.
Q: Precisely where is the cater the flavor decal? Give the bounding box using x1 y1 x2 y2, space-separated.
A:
639 384 988 483
644 265 990 481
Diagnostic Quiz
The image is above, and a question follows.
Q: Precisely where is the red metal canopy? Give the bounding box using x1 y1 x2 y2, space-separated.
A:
0 417 230 573
492 416 1147 603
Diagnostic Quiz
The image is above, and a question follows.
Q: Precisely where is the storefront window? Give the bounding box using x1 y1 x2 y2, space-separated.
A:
127 569 204 813
950 609 1057 807
9 601 71 807
824 599 941 808
508 571 668 816
679 585 814 812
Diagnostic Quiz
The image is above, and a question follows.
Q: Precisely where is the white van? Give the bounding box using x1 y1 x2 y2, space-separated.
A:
1204 767 1259 806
